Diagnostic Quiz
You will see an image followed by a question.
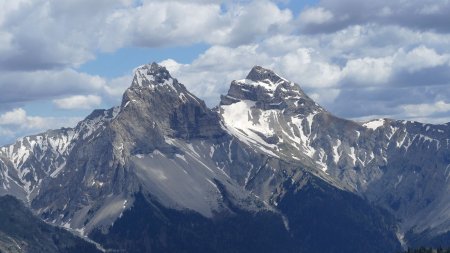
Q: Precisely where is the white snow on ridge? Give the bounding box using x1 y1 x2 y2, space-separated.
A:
363 119 385 130
235 78 284 93
332 139 341 164
221 100 279 157
221 100 274 137
133 65 178 92
133 66 155 86
0 107 120 202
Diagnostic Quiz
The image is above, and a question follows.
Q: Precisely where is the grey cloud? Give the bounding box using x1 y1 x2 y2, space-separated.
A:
391 66 450 87
298 0 450 34
322 87 404 118
328 85 450 122
0 0 122 71
0 69 105 105
0 0 293 72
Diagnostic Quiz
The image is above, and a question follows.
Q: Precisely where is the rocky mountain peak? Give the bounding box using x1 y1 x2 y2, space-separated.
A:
122 62 188 109
246 65 285 85
221 66 324 114
130 62 179 90
116 62 224 144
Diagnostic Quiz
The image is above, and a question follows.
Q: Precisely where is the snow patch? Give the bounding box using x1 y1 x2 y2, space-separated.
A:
363 119 385 130
235 78 279 93
221 100 279 158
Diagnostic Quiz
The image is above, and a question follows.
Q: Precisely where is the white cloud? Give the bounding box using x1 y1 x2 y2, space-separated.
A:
0 0 294 71
279 48 342 88
299 7 334 25
0 67 138 107
1 0 450 143
128 1 222 47
159 59 185 74
0 108 27 126
207 1 293 46
394 46 450 72
401 101 450 117
309 88 341 105
103 75 134 99
132 0 293 47
0 108 80 130
53 95 102 110
342 56 394 85
0 108 81 143
0 69 106 103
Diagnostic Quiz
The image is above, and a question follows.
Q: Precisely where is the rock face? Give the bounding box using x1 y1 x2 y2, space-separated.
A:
0 63 448 252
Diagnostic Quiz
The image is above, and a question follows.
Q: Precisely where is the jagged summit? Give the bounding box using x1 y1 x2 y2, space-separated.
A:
246 65 287 85
236 65 291 94
129 62 182 92
221 65 324 114
118 62 223 142
122 62 190 109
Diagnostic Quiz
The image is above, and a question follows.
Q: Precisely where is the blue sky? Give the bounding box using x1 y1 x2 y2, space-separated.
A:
1 0 450 145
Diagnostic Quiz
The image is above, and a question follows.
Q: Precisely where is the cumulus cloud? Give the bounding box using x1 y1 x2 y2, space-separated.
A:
0 69 105 105
207 1 293 46
341 56 394 85
2 0 450 144
0 108 81 143
0 108 27 126
394 46 450 73
0 0 293 72
299 7 334 25
401 101 450 118
0 67 137 111
53 95 102 110
103 75 135 101
127 1 223 47
0 108 79 129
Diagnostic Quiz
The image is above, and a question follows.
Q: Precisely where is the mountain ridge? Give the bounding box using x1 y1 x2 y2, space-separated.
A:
0 62 448 252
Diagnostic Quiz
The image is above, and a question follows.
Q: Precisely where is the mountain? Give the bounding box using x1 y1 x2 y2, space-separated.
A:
0 195 100 253
219 66 450 244
0 62 448 252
